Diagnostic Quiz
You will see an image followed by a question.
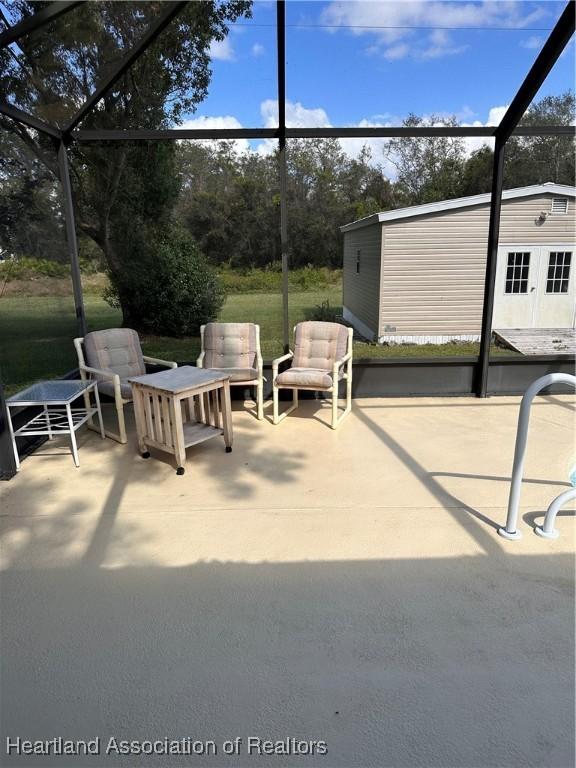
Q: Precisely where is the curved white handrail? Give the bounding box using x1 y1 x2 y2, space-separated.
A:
534 487 576 539
498 373 576 541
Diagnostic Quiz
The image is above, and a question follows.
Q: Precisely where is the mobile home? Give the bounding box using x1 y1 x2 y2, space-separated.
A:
341 183 576 344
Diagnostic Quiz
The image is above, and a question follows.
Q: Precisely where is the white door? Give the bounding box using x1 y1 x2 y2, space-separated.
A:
534 248 575 328
493 245 575 329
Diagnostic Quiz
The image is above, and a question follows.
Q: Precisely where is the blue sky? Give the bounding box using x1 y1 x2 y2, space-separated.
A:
187 0 575 135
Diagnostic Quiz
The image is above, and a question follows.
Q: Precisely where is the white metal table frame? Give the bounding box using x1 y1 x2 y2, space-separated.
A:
6 380 105 470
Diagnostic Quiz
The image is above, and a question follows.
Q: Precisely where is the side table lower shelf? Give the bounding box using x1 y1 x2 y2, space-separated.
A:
182 422 224 448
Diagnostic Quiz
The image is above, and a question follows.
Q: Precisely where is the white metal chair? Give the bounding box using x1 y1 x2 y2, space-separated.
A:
272 321 353 429
197 322 264 420
74 328 177 444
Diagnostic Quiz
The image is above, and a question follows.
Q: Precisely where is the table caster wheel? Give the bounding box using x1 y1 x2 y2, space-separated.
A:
141 451 150 459
225 446 232 453
176 467 185 476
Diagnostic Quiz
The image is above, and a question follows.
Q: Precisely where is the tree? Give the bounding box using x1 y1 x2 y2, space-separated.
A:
458 91 576 196
176 141 280 269
175 138 394 270
505 91 575 187
0 130 65 261
458 145 494 197
384 115 466 206
0 0 251 331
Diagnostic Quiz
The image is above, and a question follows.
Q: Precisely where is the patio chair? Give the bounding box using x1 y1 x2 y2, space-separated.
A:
74 328 177 444
272 321 353 429
197 322 264 420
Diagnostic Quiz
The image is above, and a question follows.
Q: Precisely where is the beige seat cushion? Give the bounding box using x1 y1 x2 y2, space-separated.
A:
97 379 133 400
292 321 348 371
276 367 333 389
207 366 258 382
84 328 146 379
203 323 258 371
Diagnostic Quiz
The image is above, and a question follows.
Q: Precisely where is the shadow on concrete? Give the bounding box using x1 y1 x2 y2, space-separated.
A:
0 554 574 768
354 409 501 555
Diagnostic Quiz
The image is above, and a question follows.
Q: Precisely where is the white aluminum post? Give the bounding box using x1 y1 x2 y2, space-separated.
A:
92 384 105 439
44 405 53 440
66 403 80 468
5 406 20 471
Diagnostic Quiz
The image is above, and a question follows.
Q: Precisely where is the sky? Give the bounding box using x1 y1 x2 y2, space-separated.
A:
182 0 575 160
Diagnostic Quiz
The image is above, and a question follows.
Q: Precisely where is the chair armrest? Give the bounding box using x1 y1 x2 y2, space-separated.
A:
333 351 353 375
272 351 294 375
335 351 352 366
80 364 120 381
143 355 177 369
79 364 124 399
196 351 205 368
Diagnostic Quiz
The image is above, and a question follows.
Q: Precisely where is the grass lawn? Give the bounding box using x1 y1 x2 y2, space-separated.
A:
1 288 514 395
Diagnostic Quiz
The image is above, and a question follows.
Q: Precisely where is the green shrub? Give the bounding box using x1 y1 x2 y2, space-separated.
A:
0 256 69 280
78 238 106 274
106 227 225 337
218 266 282 293
305 299 340 323
217 265 342 293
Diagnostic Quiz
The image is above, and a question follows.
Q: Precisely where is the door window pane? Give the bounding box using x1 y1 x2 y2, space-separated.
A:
546 251 572 293
504 252 530 294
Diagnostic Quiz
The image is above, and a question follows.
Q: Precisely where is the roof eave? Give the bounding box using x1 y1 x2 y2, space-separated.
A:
340 183 576 232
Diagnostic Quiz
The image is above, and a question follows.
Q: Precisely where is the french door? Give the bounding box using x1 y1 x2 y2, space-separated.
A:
493 245 575 329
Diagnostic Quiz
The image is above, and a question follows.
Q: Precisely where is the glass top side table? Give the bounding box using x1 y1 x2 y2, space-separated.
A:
6 379 105 470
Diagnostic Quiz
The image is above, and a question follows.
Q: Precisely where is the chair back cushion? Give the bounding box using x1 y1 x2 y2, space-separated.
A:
203 323 258 370
292 322 348 371
84 328 145 379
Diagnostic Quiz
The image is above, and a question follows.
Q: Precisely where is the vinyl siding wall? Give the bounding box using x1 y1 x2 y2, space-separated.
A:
342 223 382 338
378 193 575 338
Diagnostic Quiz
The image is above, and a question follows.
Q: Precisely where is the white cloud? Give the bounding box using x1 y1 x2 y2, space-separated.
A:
179 115 249 153
420 29 469 60
209 37 234 61
521 35 543 49
251 43 265 57
460 105 507 154
260 98 332 129
320 1 547 61
383 43 410 61
254 100 333 155
180 101 508 177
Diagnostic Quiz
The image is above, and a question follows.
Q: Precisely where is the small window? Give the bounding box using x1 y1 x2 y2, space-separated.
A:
546 251 572 293
356 250 361 274
505 252 530 294
551 198 568 214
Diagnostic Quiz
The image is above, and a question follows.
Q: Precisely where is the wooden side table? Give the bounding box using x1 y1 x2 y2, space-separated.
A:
128 366 233 475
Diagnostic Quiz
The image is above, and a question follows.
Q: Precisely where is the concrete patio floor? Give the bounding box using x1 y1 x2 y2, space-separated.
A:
0 394 574 767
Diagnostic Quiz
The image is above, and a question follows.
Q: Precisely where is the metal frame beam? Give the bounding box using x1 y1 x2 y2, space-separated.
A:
277 0 289 351
63 1 187 135
0 1 80 48
475 138 506 398
0 100 61 139
72 128 278 141
497 1 575 143
70 125 575 142
475 0 575 397
57 141 87 337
